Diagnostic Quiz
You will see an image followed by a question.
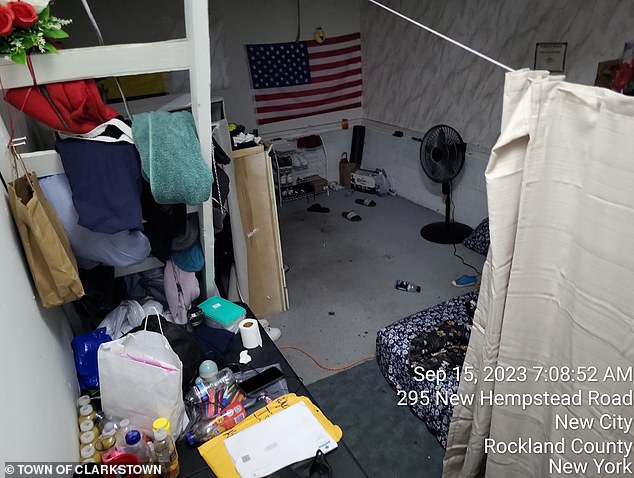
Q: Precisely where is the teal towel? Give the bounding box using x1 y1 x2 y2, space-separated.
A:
172 241 204 272
132 111 213 205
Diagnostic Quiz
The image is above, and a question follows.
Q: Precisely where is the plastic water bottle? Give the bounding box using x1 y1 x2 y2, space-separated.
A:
124 430 151 463
194 360 219 385
116 418 132 449
185 368 235 405
154 428 180 478
395 279 421 293
94 410 121 432
184 403 246 445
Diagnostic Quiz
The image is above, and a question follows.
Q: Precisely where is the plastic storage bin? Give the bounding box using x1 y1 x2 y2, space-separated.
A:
199 296 246 333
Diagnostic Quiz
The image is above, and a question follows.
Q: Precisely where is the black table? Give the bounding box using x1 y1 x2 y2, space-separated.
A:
178 316 368 478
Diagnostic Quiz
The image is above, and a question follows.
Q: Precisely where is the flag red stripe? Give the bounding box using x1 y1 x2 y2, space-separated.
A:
258 102 362 125
256 90 361 113
308 44 361 60
255 79 362 101
305 32 361 48
311 68 362 83
310 57 361 72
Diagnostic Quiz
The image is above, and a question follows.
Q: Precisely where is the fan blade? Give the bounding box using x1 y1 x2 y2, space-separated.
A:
437 128 446 145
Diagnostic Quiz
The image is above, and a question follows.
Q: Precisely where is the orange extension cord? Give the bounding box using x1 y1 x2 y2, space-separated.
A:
279 345 375 372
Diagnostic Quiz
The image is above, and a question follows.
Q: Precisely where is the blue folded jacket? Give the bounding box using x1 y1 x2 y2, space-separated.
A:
132 111 213 205
56 138 143 234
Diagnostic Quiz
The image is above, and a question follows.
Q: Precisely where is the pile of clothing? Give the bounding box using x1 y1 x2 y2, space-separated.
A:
4 78 225 326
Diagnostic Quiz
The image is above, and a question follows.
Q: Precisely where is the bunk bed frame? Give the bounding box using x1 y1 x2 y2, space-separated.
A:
0 0 218 298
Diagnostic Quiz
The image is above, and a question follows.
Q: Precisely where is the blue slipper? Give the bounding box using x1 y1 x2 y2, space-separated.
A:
451 275 479 287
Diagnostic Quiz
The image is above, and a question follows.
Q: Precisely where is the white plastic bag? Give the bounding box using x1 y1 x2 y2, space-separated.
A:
98 314 187 435
98 300 166 339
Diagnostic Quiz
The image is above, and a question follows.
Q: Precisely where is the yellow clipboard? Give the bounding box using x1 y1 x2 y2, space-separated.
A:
197 393 343 478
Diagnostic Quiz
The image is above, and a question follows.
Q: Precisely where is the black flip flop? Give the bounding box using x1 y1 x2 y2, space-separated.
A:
355 198 376 207
307 203 330 213
342 211 362 222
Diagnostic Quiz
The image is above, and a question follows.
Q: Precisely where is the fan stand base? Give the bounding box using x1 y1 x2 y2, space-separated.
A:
420 222 473 244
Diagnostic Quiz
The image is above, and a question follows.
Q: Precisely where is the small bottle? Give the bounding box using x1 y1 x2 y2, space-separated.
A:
95 422 117 454
79 419 97 436
116 418 132 449
124 430 151 463
185 368 235 406
194 360 219 385
94 410 120 432
154 428 180 478
152 417 171 435
187 307 205 329
77 395 91 410
80 431 98 448
78 405 97 425
80 444 100 463
395 279 421 293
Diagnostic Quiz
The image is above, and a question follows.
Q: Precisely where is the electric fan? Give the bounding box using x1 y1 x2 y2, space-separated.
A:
418 124 473 244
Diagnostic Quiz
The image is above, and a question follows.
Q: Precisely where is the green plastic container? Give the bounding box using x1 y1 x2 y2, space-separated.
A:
198 296 246 333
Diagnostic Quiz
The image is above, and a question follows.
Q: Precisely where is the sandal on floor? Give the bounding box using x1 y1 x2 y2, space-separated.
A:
355 198 376 207
451 275 479 287
342 211 362 222
307 203 330 213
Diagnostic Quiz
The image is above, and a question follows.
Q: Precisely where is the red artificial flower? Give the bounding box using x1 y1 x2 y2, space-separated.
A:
0 5 15 36
9 1 38 29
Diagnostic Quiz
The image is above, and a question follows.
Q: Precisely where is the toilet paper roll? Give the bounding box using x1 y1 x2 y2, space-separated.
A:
239 318 262 349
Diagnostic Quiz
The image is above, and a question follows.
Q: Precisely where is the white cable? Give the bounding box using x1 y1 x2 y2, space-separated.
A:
80 0 132 120
367 0 515 73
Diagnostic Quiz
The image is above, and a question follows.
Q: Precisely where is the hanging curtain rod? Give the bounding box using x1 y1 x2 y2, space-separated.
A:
367 0 516 73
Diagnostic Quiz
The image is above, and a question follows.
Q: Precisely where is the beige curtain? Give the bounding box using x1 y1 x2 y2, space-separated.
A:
443 69 634 477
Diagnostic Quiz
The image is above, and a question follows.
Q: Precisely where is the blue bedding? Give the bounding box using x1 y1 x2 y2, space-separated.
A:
376 291 477 447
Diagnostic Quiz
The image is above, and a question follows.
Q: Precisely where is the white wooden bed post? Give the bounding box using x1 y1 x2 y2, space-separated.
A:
184 0 216 297
0 0 217 299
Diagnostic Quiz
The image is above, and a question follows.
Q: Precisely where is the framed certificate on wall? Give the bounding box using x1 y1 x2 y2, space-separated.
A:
534 43 567 73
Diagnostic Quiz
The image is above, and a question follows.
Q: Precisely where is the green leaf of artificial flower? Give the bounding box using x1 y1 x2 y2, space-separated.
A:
22 36 36 49
43 42 58 54
43 28 69 39
39 7 51 22
10 49 27 65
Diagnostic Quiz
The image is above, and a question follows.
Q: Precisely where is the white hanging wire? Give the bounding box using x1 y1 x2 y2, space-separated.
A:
367 0 516 73
80 0 133 120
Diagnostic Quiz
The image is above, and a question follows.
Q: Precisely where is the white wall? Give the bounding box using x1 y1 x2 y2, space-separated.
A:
361 0 634 147
359 0 634 225
210 0 361 129
0 195 79 461
362 123 488 226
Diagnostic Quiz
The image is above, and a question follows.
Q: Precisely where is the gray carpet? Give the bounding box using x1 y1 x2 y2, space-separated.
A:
270 190 485 384
308 359 445 478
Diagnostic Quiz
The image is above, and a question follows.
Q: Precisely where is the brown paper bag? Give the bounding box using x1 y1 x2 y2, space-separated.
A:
7 146 84 308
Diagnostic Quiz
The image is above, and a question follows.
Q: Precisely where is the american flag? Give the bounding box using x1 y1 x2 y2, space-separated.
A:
246 32 362 125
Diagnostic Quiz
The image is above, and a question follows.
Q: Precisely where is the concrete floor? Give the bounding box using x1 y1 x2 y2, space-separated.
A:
270 190 485 384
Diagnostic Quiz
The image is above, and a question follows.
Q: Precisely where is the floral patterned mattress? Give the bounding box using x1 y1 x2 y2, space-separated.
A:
376 291 477 448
